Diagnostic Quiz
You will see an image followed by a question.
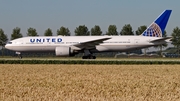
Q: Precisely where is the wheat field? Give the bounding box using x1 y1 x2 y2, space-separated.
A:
1 64 180 101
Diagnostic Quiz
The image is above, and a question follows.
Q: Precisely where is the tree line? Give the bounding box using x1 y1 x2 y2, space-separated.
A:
0 24 180 56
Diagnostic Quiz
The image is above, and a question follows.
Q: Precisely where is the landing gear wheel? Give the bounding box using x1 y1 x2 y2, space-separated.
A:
82 55 96 59
82 56 87 59
20 56 22 59
93 56 96 59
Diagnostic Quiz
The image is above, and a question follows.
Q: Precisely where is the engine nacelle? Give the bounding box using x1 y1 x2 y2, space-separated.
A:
55 46 75 56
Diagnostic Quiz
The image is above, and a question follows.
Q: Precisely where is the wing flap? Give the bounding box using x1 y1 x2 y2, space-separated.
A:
72 37 111 50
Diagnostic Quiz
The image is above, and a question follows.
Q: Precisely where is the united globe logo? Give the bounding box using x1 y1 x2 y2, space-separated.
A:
142 23 162 37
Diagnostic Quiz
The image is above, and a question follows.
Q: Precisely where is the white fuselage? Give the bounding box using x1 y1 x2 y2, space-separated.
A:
5 36 166 53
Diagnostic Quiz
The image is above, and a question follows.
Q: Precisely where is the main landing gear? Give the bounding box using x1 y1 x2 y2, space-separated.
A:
82 55 96 59
82 49 96 59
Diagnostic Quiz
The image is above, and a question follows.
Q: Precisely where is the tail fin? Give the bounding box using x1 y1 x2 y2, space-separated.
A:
141 10 172 37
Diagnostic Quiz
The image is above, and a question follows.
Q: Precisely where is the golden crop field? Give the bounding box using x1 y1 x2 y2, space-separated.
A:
1 64 180 101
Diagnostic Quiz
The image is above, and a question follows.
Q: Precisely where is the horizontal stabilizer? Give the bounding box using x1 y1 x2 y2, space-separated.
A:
150 37 172 43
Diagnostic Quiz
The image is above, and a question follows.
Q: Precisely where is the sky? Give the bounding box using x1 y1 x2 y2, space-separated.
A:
0 0 179 39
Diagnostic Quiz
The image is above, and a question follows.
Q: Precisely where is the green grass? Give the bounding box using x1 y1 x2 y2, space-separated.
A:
0 57 180 61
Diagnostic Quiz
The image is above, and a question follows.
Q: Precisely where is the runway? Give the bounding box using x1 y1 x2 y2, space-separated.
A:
0 57 180 64
1 56 180 60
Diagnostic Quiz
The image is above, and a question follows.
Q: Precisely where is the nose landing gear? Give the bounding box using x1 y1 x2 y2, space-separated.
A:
16 52 22 59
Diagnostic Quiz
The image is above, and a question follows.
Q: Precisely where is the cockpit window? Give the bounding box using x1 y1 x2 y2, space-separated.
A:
7 42 12 44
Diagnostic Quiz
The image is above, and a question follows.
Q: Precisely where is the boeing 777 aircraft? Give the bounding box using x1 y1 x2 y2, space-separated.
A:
5 10 172 59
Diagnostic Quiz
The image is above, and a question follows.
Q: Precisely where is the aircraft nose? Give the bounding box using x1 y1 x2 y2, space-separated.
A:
5 44 11 50
5 41 13 50
5 44 8 49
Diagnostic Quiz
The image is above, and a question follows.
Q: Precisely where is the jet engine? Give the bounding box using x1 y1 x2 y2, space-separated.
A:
55 46 75 56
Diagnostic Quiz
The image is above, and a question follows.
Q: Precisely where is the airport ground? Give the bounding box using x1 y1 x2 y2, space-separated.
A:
1 64 180 100
1 56 180 61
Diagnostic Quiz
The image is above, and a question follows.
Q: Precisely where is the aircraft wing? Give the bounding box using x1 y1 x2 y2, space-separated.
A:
150 37 172 43
72 37 111 50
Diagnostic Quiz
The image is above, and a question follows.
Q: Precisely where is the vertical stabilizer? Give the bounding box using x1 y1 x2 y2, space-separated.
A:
141 10 172 37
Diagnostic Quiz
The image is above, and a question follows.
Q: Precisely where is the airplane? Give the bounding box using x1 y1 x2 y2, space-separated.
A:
5 10 172 59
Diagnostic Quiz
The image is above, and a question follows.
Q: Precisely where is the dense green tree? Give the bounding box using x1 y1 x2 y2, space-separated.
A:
91 25 102 36
106 25 118 35
171 27 180 56
44 28 53 36
57 26 71 36
75 25 90 36
27 27 38 36
11 27 23 40
154 30 168 57
0 29 8 45
120 24 134 35
0 28 8 57
135 25 147 35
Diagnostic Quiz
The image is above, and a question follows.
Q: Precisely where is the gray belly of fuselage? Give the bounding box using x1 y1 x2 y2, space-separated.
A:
94 45 153 52
8 44 154 53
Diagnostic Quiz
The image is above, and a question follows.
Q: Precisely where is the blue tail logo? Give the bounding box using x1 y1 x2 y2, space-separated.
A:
141 10 172 37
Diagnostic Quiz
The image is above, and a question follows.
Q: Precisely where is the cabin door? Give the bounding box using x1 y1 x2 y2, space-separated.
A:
134 39 140 44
